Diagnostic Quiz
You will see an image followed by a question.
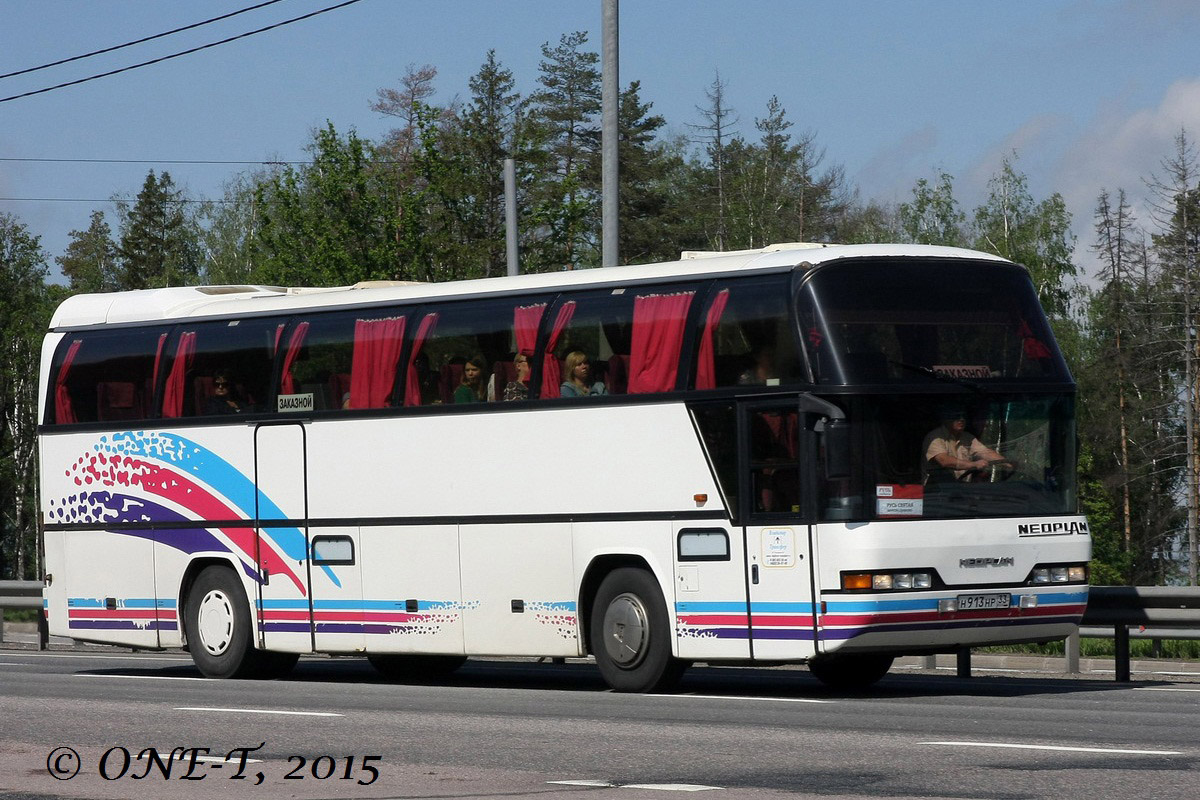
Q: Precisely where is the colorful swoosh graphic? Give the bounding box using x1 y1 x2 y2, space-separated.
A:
48 431 309 594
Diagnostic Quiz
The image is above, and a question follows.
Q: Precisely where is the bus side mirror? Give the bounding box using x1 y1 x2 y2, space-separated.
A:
823 419 851 479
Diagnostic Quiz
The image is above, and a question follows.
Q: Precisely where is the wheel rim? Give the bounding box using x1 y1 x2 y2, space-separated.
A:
602 592 650 669
196 589 235 656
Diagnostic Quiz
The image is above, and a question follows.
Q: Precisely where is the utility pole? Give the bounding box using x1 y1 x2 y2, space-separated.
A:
601 0 619 267
504 158 519 276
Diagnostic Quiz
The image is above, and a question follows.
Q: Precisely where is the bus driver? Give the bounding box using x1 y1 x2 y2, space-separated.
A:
922 405 1013 483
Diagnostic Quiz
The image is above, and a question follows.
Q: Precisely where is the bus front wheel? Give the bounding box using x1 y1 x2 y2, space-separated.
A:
590 567 687 692
185 566 259 679
807 653 894 690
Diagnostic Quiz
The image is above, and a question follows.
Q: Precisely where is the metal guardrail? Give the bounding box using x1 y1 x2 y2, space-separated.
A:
0 580 47 650
1071 585 1200 681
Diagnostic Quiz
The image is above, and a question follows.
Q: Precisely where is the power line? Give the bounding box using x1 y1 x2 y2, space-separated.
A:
0 157 306 166
0 0 364 105
0 0 288 80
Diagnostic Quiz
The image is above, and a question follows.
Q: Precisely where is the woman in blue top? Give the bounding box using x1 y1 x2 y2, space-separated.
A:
560 351 608 397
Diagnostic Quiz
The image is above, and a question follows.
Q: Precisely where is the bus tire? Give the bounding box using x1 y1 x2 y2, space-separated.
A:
807 653 894 690
590 567 687 693
367 654 467 681
185 565 258 679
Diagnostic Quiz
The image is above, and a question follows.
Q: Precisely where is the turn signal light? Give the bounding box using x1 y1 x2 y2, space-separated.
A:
842 573 873 590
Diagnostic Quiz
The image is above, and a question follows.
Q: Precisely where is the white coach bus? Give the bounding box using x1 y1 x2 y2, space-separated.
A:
38 243 1090 691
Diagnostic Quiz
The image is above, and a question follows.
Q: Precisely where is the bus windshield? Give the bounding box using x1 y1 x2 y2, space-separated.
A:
797 259 1070 384
825 392 1077 521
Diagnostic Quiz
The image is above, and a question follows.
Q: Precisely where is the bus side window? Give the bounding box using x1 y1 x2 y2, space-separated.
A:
693 276 802 390
49 329 162 425
161 318 277 417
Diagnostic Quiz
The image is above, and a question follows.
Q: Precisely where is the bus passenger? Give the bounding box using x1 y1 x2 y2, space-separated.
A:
454 355 487 403
503 353 531 401
560 351 608 398
205 370 244 414
922 406 1014 483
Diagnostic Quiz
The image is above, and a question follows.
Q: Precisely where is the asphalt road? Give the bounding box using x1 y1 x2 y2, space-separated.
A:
1 648 1198 800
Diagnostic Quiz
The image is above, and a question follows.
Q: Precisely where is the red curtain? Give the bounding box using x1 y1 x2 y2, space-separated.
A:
53 339 83 424
628 292 695 394
404 313 440 407
349 316 406 409
280 322 310 395
1019 320 1052 359
695 289 730 389
162 331 196 418
539 301 576 397
151 332 168 396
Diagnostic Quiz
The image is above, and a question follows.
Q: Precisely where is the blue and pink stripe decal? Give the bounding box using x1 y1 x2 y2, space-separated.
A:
677 591 1087 642
66 597 178 632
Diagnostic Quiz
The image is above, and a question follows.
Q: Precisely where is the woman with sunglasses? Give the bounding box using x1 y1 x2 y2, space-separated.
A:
204 369 244 415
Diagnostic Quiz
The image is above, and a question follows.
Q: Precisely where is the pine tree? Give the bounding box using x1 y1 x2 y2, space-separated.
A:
527 31 602 270
57 210 119 292
117 170 198 289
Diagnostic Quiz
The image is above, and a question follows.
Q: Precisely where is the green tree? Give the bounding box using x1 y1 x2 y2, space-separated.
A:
616 80 680 264
1147 130 1200 584
255 123 401 286
198 173 265 285
57 210 119 292
0 213 50 580
117 170 199 289
972 155 1078 319
526 31 601 270
445 50 534 278
898 172 966 246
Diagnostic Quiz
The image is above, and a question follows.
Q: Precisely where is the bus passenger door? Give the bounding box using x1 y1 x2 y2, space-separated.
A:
253 422 315 653
740 403 818 661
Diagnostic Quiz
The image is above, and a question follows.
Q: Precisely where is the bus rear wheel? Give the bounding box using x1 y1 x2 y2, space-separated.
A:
590 567 687 692
807 653 894 690
186 565 258 678
368 654 467 681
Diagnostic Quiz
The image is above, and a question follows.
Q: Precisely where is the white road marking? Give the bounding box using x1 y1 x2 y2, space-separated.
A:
622 784 723 792
649 693 831 704
185 755 263 764
4 652 192 661
547 781 723 792
921 741 1182 756
1134 686 1200 693
175 706 342 717
78 673 212 681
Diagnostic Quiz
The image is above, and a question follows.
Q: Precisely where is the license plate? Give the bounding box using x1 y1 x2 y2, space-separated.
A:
956 592 1011 611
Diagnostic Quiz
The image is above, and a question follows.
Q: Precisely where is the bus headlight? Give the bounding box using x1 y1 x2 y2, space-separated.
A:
842 571 935 591
1026 564 1088 585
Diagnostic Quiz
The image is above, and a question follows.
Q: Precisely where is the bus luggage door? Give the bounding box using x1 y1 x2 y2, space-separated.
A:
253 422 315 653
740 402 819 661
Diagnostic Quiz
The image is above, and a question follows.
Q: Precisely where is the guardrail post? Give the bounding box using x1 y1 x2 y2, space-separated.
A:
922 655 937 670
1065 630 1080 674
1114 624 1130 682
0 613 5 644
956 647 971 678
38 611 49 650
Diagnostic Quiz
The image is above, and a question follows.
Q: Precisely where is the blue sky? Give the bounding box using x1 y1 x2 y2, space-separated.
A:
3 0 1200 280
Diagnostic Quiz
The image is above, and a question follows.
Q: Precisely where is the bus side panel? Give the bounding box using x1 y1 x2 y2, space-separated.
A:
62 529 162 648
672 522 752 661
359 525 464 655
460 523 580 657
42 530 68 638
